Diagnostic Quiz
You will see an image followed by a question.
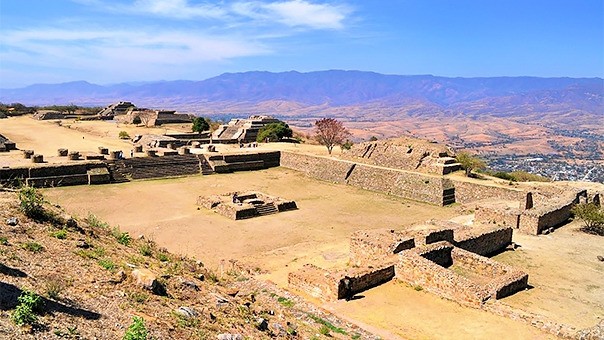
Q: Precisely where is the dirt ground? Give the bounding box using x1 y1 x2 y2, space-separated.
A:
4 116 603 339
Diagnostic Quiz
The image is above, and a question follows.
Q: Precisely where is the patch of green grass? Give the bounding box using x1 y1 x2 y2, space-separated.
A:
309 314 347 335
76 246 106 260
139 243 152 257
86 213 109 229
123 316 148 340
277 296 295 308
18 186 45 219
157 252 170 262
0 236 8 245
413 285 423 291
319 325 330 336
112 227 132 246
98 258 116 271
128 291 149 304
351 333 361 339
11 290 42 326
50 229 68 239
21 241 44 253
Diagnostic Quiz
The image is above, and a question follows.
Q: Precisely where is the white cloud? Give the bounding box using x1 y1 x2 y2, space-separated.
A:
74 0 351 29
0 27 270 83
232 0 350 29
131 0 228 19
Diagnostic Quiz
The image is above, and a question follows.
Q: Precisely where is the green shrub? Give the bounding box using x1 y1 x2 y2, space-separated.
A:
0 236 8 245
308 314 346 335
191 117 210 133
18 186 45 219
256 121 293 143
21 242 44 253
98 258 116 271
118 131 131 140
277 296 294 308
157 252 170 262
76 246 105 259
123 316 148 340
112 227 131 246
50 229 68 239
12 290 42 326
86 213 109 229
139 243 152 257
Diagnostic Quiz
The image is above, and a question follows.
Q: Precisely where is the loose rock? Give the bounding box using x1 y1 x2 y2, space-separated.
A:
6 217 18 226
217 334 243 340
175 306 197 318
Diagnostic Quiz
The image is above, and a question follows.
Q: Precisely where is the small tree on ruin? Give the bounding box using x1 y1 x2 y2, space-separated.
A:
314 118 351 155
456 151 486 177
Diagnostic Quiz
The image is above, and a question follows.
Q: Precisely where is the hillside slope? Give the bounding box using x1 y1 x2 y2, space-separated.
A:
0 188 374 339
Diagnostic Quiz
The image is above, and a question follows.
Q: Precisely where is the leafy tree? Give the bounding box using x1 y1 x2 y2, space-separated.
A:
192 117 210 133
572 203 604 234
257 121 293 142
314 118 351 155
455 151 486 177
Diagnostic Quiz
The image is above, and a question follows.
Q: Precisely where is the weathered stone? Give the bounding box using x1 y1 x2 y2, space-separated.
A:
225 288 239 297
597 255 604 262
255 318 268 331
76 239 91 249
6 217 18 226
131 268 162 294
175 306 197 318
110 270 126 284
216 334 243 340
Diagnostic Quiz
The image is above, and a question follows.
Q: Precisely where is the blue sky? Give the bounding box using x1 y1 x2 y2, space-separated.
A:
0 0 602 88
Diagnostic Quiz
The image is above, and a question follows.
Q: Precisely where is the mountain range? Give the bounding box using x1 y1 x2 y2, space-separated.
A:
1 70 601 116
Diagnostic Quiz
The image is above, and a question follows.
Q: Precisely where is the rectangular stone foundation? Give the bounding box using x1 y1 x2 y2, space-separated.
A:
396 242 528 306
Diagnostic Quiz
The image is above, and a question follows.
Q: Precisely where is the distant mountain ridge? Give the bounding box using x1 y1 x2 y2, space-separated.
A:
1 71 602 116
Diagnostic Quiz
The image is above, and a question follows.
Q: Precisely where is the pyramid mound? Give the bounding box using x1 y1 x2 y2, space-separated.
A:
342 137 460 175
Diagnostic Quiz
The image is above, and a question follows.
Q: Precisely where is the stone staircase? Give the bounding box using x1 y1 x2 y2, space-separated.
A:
217 125 242 140
442 187 456 206
107 162 131 183
198 155 214 175
256 203 278 216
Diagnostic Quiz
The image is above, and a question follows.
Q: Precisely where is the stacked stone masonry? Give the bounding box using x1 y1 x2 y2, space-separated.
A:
280 152 454 206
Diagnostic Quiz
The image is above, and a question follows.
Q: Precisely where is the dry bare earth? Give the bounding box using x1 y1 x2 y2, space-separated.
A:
3 117 603 339
0 190 378 339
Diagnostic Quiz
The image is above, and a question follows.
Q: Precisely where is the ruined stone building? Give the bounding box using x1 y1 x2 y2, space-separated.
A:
212 115 280 143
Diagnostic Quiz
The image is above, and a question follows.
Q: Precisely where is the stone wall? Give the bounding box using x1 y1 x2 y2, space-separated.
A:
349 229 415 266
454 227 513 256
288 263 396 301
396 242 491 305
208 151 280 173
452 180 525 204
280 152 454 206
287 264 339 300
519 190 585 235
450 248 528 300
1 162 109 187
474 205 521 229
396 242 528 306
336 265 396 299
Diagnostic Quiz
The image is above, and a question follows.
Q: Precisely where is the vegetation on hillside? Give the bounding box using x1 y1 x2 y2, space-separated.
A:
0 187 374 339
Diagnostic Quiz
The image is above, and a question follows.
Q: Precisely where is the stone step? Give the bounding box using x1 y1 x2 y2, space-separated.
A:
256 203 278 216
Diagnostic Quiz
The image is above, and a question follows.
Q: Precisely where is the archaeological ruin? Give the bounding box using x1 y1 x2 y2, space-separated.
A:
212 115 280 143
197 191 297 220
